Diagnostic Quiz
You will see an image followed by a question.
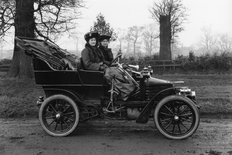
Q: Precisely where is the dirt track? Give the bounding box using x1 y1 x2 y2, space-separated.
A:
0 118 232 155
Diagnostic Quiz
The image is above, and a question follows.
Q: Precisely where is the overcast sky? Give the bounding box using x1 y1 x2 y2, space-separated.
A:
1 0 232 54
61 0 232 50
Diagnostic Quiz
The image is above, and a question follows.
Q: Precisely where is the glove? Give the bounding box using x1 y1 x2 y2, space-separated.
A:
122 63 128 69
99 64 108 71
103 61 111 66
110 62 118 67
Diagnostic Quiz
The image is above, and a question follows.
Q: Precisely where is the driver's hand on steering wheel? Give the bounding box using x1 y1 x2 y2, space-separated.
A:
122 63 128 69
99 63 108 71
110 62 118 67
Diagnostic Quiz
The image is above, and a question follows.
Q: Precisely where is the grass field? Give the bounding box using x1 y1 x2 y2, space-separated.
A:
156 74 232 114
0 73 44 117
0 72 232 118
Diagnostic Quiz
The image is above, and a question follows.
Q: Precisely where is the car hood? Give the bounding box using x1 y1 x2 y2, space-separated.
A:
146 77 172 85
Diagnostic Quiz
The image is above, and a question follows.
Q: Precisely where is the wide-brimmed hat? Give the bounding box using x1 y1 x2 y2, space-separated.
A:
84 31 99 42
99 34 111 42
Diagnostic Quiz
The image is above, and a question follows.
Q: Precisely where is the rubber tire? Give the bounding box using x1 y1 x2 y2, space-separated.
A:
39 94 79 137
154 95 200 140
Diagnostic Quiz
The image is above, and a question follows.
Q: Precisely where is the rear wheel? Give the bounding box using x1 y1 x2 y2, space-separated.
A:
39 94 79 137
154 95 199 140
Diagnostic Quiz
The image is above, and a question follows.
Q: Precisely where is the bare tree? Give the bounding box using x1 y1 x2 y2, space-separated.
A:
217 34 232 53
0 0 83 78
0 0 15 39
200 27 217 53
124 34 131 55
126 26 144 56
68 31 83 55
150 0 187 60
115 28 124 49
142 24 159 56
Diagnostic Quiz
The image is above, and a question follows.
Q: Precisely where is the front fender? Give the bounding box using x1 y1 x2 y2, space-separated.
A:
136 88 176 124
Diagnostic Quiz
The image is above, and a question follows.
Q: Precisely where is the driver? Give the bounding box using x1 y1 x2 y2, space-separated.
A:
81 32 108 71
98 34 114 66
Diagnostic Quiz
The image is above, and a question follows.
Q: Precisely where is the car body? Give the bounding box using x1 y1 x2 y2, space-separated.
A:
17 37 200 139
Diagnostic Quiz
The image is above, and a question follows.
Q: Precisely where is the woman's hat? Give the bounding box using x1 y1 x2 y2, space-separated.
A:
99 34 111 42
84 32 99 42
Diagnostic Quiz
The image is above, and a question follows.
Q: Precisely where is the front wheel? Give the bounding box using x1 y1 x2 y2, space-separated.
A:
154 95 200 140
39 94 79 137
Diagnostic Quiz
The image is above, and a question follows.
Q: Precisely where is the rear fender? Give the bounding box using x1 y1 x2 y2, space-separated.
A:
136 88 176 124
43 88 84 106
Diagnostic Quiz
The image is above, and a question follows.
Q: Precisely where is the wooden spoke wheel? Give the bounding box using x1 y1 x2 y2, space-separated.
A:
154 95 200 140
39 95 79 137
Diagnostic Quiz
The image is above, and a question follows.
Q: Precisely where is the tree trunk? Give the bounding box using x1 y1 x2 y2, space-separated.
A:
150 35 153 56
7 0 35 78
159 15 172 60
133 41 136 56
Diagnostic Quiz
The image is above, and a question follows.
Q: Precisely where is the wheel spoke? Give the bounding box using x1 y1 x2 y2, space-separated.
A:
164 105 174 115
63 112 74 116
45 116 54 119
178 106 189 115
160 112 173 117
55 100 59 111
177 123 182 134
55 100 60 111
172 124 176 134
164 120 172 130
177 105 180 114
170 102 177 113
63 105 71 113
179 110 192 116
155 99 198 138
179 112 193 117
41 95 79 136
180 121 188 130
49 104 58 113
181 117 193 123
63 120 69 127
48 119 55 127
63 116 74 127
66 117 74 123
61 122 63 131
160 118 172 123
54 122 58 130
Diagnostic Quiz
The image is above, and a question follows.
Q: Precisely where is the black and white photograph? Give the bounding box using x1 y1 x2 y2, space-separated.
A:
0 0 232 154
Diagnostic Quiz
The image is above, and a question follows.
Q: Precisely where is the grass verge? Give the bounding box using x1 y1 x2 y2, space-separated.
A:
0 73 232 118
0 77 44 118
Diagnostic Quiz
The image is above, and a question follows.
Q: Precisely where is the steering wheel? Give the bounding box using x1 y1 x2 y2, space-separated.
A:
111 53 122 64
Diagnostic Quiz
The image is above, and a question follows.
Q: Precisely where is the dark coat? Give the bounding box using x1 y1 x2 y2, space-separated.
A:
81 44 104 70
99 45 114 66
104 67 137 101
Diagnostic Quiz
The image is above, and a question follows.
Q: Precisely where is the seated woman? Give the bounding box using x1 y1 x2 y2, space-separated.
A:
81 32 107 71
81 31 137 101
98 34 114 66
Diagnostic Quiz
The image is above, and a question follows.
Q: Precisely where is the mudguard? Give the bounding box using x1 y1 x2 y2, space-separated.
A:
43 88 83 106
136 88 176 123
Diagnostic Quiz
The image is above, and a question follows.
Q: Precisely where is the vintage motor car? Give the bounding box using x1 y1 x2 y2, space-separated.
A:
16 37 200 140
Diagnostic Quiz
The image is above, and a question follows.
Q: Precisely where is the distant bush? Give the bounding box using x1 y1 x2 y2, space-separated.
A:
121 52 232 73
176 52 232 73
0 59 11 65
121 55 158 69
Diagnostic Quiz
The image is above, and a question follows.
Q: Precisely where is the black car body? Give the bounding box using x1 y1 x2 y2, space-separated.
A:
17 37 200 139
